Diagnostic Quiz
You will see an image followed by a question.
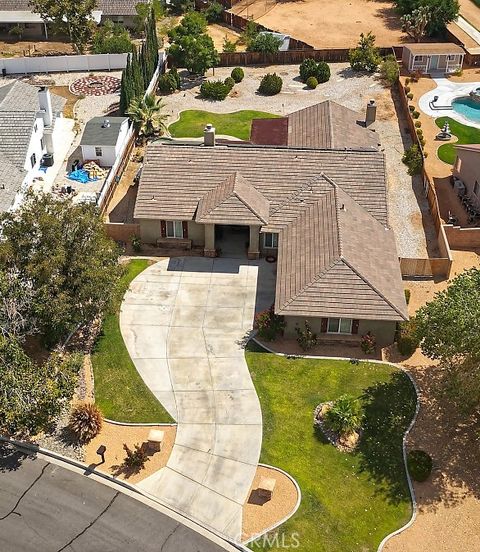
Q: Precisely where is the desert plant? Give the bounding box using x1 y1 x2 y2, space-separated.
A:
412 110 420 119
122 443 149 472
397 318 420 356
416 129 423 137
404 288 411 305
409 105 415 112
200 79 230 100
131 235 142 252
415 120 422 128
360 332 376 354
419 137 426 147
258 73 282 95
404 85 411 93
324 395 363 436
379 55 399 86
306 76 318 89
224 76 235 90
231 67 244 83
407 449 432 481
254 305 286 341
69 402 103 443
402 144 423 175
295 320 318 351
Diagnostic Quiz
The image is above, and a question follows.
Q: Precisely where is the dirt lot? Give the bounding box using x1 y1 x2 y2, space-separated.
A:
0 38 74 58
231 0 406 48
459 0 480 29
208 23 245 51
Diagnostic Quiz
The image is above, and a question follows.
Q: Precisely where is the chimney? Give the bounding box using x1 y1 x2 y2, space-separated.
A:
204 123 215 146
38 86 53 127
365 99 377 127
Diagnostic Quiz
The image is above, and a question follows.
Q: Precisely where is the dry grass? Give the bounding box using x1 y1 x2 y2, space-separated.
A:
50 85 78 119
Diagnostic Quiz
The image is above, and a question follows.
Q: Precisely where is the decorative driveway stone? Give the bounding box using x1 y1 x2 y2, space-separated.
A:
120 257 276 541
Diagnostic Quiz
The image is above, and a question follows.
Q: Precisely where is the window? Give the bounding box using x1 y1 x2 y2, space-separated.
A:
166 220 183 238
475 181 480 196
40 137 45 151
95 147 103 157
447 54 456 61
327 318 353 334
34 123 38 133
264 232 279 248
30 153 36 168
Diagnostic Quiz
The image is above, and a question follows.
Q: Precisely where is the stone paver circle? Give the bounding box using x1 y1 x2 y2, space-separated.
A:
69 75 121 97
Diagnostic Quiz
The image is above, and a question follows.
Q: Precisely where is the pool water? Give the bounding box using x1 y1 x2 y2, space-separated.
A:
452 96 480 124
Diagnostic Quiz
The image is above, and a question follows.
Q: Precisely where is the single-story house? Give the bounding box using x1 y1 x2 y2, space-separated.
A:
133 102 408 345
80 116 130 168
453 143 480 208
402 43 465 74
0 81 65 213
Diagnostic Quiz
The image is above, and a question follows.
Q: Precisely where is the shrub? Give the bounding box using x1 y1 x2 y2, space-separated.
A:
204 1 224 23
299 58 318 82
407 92 414 100
324 395 363 437
404 85 411 94
248 32 283 54
348 31 381 72
258 73 282 95
408 105 415 112
254 305 286 341
415 120 422 128
407 450 433 482
416 129 423 137
412 110 420 119
397 318 420 356
231 67 244 83
402 144 423 176
223 37 237 53
122 443 149 472
306 76 318 89
131 235 142 253
200 79 230 100
380 55 399 86
224 76 235 90
69 403 103 443
295 320 318 351
405 77 410 85
169 67 181 89
404 288 411 305
158 73 178 94
316 61 330 83
419 137 426 147
360 332 376 354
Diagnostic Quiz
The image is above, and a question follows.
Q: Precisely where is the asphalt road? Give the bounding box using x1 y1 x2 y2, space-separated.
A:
0 443 237 552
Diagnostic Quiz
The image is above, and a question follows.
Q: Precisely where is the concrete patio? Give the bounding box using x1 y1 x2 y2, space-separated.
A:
120 256 276 541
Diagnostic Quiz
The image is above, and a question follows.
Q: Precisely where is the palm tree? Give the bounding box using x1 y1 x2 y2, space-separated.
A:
127 93 169 141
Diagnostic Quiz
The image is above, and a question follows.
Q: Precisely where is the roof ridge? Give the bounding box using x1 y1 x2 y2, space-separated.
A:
326 101 335 149
232 175 269 224
331 182 343 258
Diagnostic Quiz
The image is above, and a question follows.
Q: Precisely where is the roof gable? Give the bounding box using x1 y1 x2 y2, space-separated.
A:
196 172 270 225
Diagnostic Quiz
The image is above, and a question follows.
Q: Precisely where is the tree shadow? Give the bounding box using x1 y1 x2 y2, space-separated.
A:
0 442 36 473
356 371 417 505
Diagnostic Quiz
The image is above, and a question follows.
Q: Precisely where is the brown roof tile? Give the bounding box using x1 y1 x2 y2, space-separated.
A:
403 42 465 56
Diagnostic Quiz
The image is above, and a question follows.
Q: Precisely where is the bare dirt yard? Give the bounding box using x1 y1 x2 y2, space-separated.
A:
0 38 75 58
459 0 480 30
208 22 245 51
231 0 406 48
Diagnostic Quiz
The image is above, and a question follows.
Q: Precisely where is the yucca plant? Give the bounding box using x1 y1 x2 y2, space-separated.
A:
69 403 103 443
324 395 363 436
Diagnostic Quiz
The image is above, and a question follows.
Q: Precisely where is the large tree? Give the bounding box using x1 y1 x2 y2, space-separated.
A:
0 335 81 436
0 268 36 340
169 33 218 74
402 6 431 42
394 0 459 36
0 193 121 347
127 93 168 139
29 0 96 53
247 33 283 54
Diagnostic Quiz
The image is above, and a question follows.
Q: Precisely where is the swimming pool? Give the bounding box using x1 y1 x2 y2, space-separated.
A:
452 96 480 124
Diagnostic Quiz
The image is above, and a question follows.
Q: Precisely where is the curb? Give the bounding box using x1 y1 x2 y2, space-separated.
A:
250 338 421 552
103 418 177 427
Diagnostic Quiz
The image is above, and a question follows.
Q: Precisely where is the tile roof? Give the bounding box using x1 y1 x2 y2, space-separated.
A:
0 0 138 15
0 156 25 213
196 172 270 225
80 116 128 147
135 143 388 226
250 101 380 151
403 42 465 55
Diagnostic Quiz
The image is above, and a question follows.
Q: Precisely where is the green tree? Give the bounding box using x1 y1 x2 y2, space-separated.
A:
92 19 133 54
204 1 224 23
169 33 219 74
401 6 431 42
134 0 165 33
348 31 382 72
29 0 96 53
0 335 81 436
394 0 459 36
0 193 122 347
240 20 258 47
402 144 423 175
222 36 237 53
169 0 194 15
247 32 283 54
0 268 36 340
127 93 169 139
168 10 208 42
379 55 400 86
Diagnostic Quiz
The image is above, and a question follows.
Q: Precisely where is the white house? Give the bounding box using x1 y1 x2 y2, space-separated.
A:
402 43 465 74
80 116 130 168
0 81 65 213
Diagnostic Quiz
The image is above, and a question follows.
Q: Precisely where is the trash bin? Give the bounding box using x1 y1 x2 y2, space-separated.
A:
71 159 80 172
42 153 54 167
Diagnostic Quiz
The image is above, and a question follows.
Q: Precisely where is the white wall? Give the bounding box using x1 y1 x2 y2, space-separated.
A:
81 145 117 167
23 115 45 173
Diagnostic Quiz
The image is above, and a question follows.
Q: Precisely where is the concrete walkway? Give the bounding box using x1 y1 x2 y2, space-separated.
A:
120 256 276 541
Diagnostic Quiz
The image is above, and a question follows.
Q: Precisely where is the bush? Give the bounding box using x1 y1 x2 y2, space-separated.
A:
316 61 330 83
299 58 318 82
415 120 422 128
169 67 181 89
158 73 178 94
324 395 363 437
248 32 283 54
254 305 286 341
295 320 318 351
416 129 423 137
200 79 230 100
204 1 224 23
380 55 399 86
360 332 376 354
122 443 149 472
69 403 103 443
224 76 235 90
258 73 282 95
402 144 423 176
92 21 133 54
407 450 433 482
407 92 413 100
405 77 410 85
306 76 318 89
404 85 411 94
408 105 415 112
412 110 420 119
419 137 426 147
231 67 244 83
131 235 142 253
223 37 237 53
397 318 420 356
348 31 381 72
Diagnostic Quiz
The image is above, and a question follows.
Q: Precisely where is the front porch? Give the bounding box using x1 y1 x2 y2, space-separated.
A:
203 222 261 260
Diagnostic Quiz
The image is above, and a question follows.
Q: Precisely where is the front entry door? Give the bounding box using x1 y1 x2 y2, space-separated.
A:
429 55 439 70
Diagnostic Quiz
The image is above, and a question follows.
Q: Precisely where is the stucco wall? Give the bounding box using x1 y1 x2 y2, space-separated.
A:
454 149 480 208
188 221 205 247
81 145 117 167
140 219 162 244
23 115 45 172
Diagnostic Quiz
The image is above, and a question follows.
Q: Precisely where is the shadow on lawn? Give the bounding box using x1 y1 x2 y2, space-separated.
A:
356 372 417 505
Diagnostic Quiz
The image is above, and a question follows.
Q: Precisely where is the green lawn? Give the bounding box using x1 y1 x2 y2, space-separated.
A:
435 116 480 165
246 343 417 552
168 110 280 141
92 260 173 423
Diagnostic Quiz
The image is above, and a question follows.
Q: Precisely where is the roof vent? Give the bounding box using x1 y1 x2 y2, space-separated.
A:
102 119 110 128
340 203 346 211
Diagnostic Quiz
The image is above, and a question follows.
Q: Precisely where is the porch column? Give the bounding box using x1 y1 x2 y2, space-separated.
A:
204 223 216 257
248 225 260 260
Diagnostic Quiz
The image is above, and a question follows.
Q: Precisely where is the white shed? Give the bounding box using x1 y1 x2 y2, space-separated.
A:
80 116 130 167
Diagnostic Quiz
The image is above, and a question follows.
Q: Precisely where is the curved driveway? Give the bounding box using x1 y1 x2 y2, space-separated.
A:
120 256 276 541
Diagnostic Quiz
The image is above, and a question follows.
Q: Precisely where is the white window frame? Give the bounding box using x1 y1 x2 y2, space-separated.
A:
264 232 279 248
166 220 183 238
95 146 103 157
30 152 36 168
327 317 353 334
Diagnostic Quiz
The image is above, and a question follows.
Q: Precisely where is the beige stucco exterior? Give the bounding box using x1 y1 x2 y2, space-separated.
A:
454 146 480 209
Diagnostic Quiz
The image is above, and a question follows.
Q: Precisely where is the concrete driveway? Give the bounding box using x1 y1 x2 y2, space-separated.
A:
120 256 276 541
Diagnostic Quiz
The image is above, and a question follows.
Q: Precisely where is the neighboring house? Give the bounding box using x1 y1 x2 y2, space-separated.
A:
80 116 130 167
258 31 290 51
402 43 465 74
250 101 380 150
133 103 408 345
0 0 141 38
453 144 480 208
0 81 65 213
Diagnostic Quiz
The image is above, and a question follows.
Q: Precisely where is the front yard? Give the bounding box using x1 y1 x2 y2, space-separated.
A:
246 343 417 552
